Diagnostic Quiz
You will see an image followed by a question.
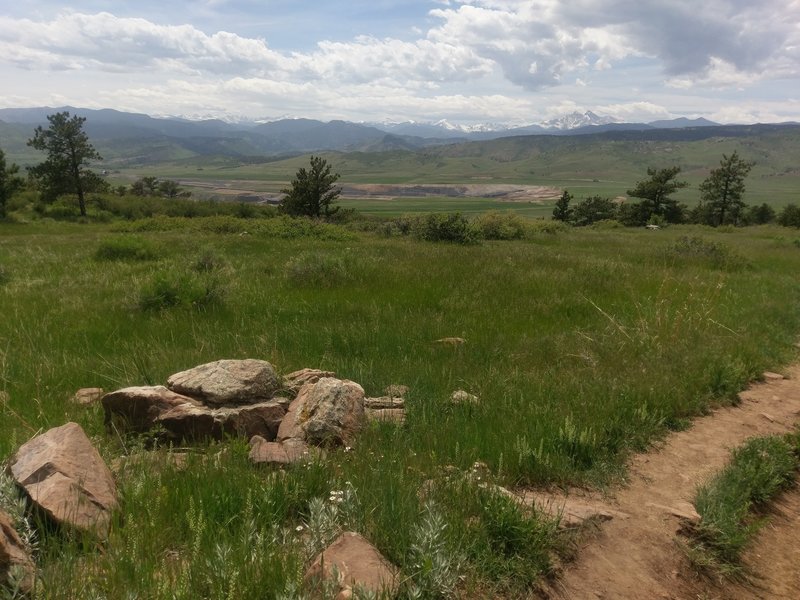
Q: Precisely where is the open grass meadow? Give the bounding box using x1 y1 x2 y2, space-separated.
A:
2 218 800 598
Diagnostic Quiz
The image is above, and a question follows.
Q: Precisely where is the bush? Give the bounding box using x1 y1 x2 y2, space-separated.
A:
284 252 355 288
413 212 478 244
571 196 618 227
666 236 749 271
94 236 160 262
473 211 531 240
138 272 223 311
778 203 800 228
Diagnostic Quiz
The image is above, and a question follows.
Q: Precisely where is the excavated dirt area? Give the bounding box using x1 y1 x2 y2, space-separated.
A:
542 365 800 600
340 183 562 202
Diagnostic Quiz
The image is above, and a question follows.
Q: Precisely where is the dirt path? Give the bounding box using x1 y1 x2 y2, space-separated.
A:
543 366 800 600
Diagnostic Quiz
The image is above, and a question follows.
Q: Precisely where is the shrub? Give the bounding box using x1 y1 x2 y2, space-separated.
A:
571 196 618 226
413 212 478 244
778 203 800 228
138 272 223 311
666 236 749 271
473 211 531 240
94 236 160 262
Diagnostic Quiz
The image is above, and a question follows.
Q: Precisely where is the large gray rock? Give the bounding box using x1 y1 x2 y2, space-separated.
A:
277 378 365 446
155 400 286 441
304 532 399 598
167 359 280 406
0 511 35 595
8 422 118 538
102 386 201 433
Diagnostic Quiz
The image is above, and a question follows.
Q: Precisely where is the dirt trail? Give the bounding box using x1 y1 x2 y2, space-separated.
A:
544 365 800 600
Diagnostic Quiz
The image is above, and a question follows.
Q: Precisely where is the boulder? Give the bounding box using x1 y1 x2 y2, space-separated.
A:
304 532 399 598
72 387 104 406
0 511 35 595
278 378 365 446
8 422 118 538
102 386 201 433
283 368 336 395
155 400 285 441
248 436 319 466
166 359 280 406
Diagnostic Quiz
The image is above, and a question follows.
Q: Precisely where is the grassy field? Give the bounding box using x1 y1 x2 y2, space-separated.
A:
1 218 800 598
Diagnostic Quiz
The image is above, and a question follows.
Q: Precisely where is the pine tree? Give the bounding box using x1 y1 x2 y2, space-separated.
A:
280 156 341 218
698 152 754 226
27 112 102 217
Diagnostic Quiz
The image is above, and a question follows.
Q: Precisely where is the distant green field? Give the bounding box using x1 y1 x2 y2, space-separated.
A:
112 129 800 210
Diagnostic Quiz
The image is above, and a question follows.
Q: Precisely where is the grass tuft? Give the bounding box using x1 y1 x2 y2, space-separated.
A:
689 433 799 573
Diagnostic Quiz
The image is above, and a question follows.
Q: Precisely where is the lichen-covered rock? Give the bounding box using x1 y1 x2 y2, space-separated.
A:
8 422 118 538
102 386 201 433
450 389 479 405
0 511 35 595
304 532 399 598
166 359 280 406
278 378 365 446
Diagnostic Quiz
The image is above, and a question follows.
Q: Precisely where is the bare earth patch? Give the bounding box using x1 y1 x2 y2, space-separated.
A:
542 366 800 600
342 183 561 202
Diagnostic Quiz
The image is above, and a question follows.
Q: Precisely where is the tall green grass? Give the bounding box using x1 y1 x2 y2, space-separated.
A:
1 221 800 597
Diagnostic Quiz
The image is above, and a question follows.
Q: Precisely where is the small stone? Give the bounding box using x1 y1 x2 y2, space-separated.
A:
364 397 405 409
383 384 409 398
450 390 479 405
763 371 785 381
304 532 399 598
72 387 104 405
434 337 466 346
760 412 776 423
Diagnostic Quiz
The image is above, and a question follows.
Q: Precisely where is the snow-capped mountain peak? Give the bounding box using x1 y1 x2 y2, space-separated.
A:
539 111 619 130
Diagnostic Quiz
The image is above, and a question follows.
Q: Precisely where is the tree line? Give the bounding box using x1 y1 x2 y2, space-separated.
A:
552 154 800 227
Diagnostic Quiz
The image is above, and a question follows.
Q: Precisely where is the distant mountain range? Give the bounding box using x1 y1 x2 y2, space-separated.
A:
0 106 792 167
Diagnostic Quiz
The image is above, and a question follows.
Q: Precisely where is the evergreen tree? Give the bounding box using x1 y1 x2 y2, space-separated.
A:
698 152 754 226
552 190 573 222
280 156 341 218
627 166 688 224
27 112 102 217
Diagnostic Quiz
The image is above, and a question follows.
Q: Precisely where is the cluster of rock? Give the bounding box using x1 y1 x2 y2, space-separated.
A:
99 360 408 467
1 359 409 594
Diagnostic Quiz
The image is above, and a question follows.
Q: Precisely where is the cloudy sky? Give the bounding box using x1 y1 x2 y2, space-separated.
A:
1 0 798 125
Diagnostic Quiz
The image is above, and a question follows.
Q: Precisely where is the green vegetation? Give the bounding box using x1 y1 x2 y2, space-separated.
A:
2 217 800 597
27 112 104 217
280 155 342 218
689 433 800 575
697 152 755 226
0 149 24 220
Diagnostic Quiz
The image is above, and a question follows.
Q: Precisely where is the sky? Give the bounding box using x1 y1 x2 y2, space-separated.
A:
1 0 798 126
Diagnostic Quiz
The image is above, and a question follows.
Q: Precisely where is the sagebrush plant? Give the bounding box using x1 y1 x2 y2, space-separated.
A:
690 434 799 573
284 251 356 288
413 213 478 244
406 500 463 599
666 236 750 271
